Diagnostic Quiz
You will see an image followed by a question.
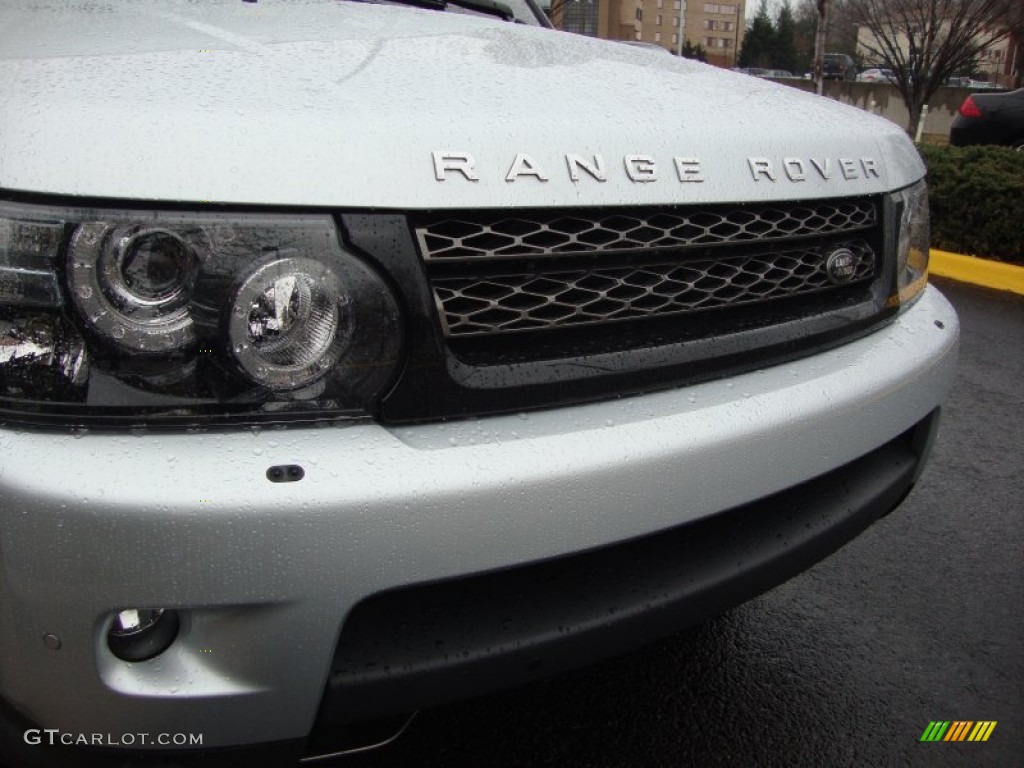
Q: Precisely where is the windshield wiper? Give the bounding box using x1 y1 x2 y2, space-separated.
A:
381 0 517 21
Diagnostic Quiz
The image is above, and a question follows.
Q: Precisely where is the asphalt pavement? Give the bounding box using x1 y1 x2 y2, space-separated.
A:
343 278 1023 768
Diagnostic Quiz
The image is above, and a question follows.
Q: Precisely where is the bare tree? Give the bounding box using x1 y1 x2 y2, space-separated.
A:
848 0 1018 134
812 0 829 93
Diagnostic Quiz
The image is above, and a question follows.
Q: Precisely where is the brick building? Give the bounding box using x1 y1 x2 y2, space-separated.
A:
549 0 747 68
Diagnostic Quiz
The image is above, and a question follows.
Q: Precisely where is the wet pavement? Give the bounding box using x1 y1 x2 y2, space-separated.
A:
343 278 1023 768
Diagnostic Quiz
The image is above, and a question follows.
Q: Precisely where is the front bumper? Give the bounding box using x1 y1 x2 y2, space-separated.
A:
0 286 957 754
317 406 939 728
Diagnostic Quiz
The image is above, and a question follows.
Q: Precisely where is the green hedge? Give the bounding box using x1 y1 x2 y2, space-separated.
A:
918 144 1024 264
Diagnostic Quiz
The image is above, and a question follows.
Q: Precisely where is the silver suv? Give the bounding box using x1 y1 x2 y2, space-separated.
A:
0 0 957 764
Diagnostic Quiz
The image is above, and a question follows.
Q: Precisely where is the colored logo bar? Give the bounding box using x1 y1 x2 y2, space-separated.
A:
920 721 997 742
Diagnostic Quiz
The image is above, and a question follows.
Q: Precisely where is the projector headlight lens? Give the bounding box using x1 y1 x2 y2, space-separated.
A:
119 229 196 302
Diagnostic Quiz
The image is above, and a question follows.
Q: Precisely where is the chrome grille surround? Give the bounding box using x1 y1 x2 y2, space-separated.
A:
433 241 876 337
415 200 877 262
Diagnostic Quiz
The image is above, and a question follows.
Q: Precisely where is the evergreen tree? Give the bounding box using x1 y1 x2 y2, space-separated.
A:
738 0 776 68
793 0 820 75
774 1 799 73
682 39 709 62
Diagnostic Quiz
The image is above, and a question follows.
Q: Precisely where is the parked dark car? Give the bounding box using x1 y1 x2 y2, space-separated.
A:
823 53 856 81
950 89 1024 150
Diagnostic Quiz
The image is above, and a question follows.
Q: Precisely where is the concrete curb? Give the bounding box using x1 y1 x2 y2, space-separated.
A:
929 250 1024 296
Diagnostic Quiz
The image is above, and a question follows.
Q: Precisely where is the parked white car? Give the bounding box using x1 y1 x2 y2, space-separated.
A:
858 68 897 83
0 0 958 764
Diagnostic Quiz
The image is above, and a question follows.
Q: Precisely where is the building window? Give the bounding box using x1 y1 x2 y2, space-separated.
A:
722 37 733 48
656 13 662 25
561 0 600 36
673 0 681 10
703 19 717 30
657 0 663 8
654 31 661 42
722 21 734 31
672 33 678 44
636 7 642 20
703 3 738 15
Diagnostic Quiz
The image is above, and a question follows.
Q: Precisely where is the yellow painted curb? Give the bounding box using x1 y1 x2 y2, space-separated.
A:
929 250 1024 295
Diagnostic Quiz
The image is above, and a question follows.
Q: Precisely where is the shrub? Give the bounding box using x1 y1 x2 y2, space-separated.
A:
917 144 1024 264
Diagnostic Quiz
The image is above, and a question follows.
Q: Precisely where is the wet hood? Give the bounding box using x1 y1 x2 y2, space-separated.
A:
0 0 925 208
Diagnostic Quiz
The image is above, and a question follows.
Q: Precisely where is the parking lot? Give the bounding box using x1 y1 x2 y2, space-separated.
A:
344 277 1023 768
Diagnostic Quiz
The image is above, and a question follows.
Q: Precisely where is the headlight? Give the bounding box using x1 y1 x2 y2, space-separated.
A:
0 200 402 428
891 180 929 308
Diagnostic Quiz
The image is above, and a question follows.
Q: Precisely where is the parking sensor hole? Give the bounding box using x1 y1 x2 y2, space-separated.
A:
267 464 305 483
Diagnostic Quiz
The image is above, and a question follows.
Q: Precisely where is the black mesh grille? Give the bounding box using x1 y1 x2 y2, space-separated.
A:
412 198 883 342
433 241 876 336
415 200 876 261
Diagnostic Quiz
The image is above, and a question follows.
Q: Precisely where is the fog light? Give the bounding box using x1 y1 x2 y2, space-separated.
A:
107 608 180 662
